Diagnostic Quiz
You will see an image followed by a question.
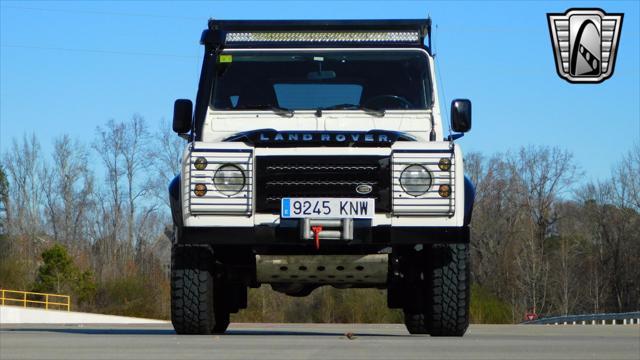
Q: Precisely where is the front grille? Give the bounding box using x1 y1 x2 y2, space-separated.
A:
255 156 391 214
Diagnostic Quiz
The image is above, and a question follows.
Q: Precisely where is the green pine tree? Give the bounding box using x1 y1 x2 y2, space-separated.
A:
31 244 96 306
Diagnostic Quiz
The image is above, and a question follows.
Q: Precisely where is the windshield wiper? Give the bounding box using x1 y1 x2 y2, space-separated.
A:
319 103 385 117
237 104 295 118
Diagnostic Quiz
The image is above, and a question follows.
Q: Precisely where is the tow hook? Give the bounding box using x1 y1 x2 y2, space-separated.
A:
311 226 323 250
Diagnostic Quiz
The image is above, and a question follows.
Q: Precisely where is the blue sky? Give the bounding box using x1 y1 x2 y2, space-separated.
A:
1 0 638 183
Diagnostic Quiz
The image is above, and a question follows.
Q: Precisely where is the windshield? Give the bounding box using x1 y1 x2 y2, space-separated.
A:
211 50 432 111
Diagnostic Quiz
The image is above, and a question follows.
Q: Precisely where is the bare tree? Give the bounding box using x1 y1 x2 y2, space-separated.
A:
468 154 524 291
149 118 185 208
510 146 579 315
2 134 44 261
575 182 611 313
551 201 584 315
40 135 94 249
93 120 126 278
616 142 640 211
92 115 156 278
0 165 10 235
134 208 166 275
604 146 640 311
121 114 150 258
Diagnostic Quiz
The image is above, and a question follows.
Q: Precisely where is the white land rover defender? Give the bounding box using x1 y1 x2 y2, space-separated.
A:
169 18 475 336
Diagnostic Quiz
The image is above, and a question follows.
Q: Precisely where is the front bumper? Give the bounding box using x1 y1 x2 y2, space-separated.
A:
179 223 469 246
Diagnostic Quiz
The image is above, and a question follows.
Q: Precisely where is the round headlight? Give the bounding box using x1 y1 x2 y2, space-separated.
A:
400 164 432 197
213 164 246 196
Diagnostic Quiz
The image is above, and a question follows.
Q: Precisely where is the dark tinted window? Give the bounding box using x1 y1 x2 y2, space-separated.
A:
274 83 363 108
211 51 431 111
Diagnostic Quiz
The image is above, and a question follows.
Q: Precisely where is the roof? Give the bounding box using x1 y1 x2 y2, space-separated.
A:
200 19 432 51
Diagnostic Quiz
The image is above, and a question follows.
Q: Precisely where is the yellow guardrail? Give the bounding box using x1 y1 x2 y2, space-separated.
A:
0 289 70 311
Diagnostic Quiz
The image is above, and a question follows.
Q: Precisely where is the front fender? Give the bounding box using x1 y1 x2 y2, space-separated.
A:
169 175 183 227
463 176 475 226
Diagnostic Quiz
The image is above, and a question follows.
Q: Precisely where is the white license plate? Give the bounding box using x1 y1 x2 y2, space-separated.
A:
281 198 375 219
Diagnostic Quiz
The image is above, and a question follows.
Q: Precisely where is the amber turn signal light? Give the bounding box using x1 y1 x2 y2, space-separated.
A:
438 184 451 198
193 183 207 197
438 158 451 171
194 157 208 170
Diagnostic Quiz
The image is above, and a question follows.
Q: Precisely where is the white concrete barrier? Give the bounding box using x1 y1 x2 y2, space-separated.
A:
0 305 168 324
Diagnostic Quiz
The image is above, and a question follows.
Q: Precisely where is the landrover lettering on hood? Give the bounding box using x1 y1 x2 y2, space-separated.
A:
224 129 416 147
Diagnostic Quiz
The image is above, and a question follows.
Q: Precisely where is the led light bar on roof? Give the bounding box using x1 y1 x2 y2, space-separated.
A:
225 31 420 43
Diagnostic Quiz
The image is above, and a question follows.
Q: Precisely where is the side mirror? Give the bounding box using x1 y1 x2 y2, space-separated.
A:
451 99 472 133
173 99 193 134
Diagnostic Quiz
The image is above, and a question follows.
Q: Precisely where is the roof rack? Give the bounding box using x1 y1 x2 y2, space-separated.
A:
201 19 432 52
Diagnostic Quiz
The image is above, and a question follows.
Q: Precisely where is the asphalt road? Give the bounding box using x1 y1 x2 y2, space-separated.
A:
1 323 638 360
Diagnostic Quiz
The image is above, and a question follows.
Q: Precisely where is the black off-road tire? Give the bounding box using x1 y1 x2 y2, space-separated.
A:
401 244 470 336
171 244 230 335
427 244 470 337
